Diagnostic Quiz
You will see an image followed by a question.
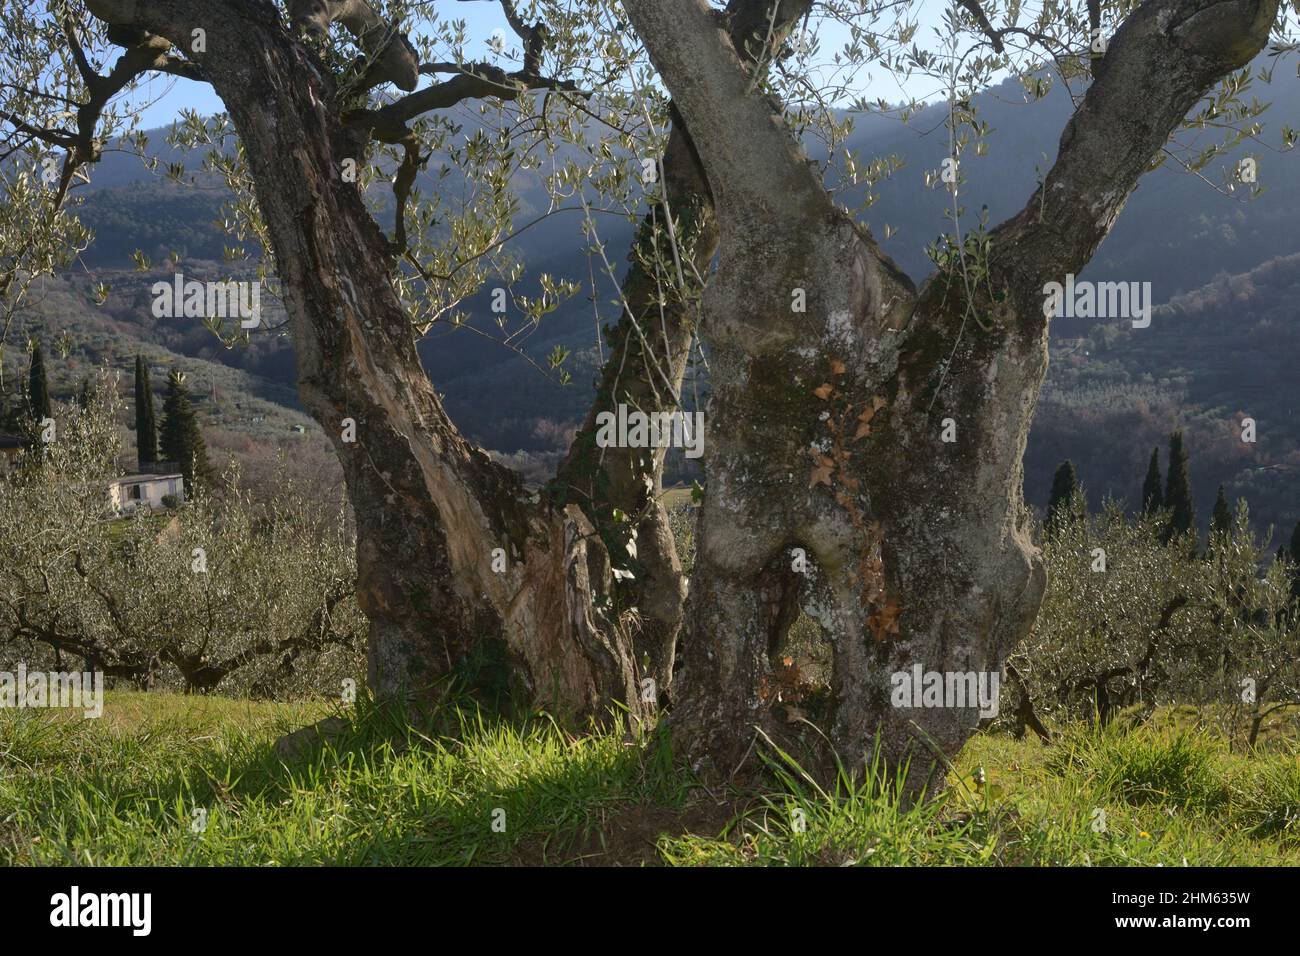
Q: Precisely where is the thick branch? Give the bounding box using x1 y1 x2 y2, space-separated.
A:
621 0 825 224
347 63 581 143
551 0 815 686
959 0 1005 53
287 0 420 91
989 0 1279 321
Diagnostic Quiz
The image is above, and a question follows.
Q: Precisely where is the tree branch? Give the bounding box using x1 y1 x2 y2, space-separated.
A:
0 111 75 149
348 62 583 143
287 0 420 91
988 0 1280 326
958 0 1005 53
343 22 585 254
620 0 826 226
62 17 100 88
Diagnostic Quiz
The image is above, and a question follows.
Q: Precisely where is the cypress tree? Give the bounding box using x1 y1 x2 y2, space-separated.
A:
134 356 158 466
0 376 21 433
1289 522 1300 602
27 342 51 422
160 369 209 494
1141 447 1163 515
1163 430 1195 539
1046 459 1078 531
1211 485 1232 538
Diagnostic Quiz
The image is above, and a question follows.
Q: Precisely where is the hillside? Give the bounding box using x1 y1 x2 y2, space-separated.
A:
10 60 1300 524
1030 251 1300 539
0 269 338 496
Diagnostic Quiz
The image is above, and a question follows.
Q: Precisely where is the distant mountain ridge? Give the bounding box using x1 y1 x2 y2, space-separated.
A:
14 60 1300 530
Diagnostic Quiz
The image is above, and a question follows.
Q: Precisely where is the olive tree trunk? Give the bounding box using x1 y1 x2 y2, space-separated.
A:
622 0 1278 786
88 0 646 721
551 0 814 698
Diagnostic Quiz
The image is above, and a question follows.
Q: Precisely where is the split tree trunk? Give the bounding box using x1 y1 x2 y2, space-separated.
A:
87 0 1279 789
551 0 815 698
623 0 1278 788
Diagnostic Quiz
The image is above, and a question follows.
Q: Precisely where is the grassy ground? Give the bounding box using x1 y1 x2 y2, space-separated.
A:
2 692 1298 865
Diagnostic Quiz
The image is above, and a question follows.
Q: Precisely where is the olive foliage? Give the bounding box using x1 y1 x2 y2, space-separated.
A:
0 377 365 697
1008 494 1300 748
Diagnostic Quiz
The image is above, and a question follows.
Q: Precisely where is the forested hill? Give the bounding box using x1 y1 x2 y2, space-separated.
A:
13 62 1300 535
1030 251 1300 540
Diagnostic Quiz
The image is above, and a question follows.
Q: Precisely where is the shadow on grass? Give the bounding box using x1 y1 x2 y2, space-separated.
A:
92 693 720 865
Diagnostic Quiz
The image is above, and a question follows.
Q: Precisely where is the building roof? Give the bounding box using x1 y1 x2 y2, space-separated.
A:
112 473 183 484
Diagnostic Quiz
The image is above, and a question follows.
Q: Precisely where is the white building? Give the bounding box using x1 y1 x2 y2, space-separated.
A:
108 473 185 513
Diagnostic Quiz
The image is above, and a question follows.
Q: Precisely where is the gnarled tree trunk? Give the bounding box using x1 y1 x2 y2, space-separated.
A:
88 0 646 721
84 0 1280 790
623 0 1278 787
550 0 815 699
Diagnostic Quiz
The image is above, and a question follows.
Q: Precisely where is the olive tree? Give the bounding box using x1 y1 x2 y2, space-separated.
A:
1200 501 1300 749
1011 497 1300 749
0 377 366 695
1009 501 1197 730
620 0 1286 784
2 0 1295 788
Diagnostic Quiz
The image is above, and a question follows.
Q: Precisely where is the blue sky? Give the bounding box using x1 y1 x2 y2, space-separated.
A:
137 2 512 127
133 2 952 130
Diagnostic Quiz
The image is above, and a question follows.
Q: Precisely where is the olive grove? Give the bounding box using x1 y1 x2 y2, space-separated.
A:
0 377 366 694
1 0 1296 788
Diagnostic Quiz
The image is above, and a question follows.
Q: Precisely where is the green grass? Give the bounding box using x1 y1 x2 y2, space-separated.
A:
2 692 1299 865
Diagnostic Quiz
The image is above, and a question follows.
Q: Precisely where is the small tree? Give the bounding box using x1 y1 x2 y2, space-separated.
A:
1046 460 1079 532
0 389 365 695
1212 485 1232 539
27 341 51 422
1010 496 1300 744
160 369 209 494
1199 499 1300 749
1141 447 1163 515
1164 430 1196 541
1288 521 1300 602
133 355 158 466
1011 502 1194 728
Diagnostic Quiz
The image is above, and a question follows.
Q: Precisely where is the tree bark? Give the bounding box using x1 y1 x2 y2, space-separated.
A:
87 0 645 722
550 0 814 700
622 0 1278 788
